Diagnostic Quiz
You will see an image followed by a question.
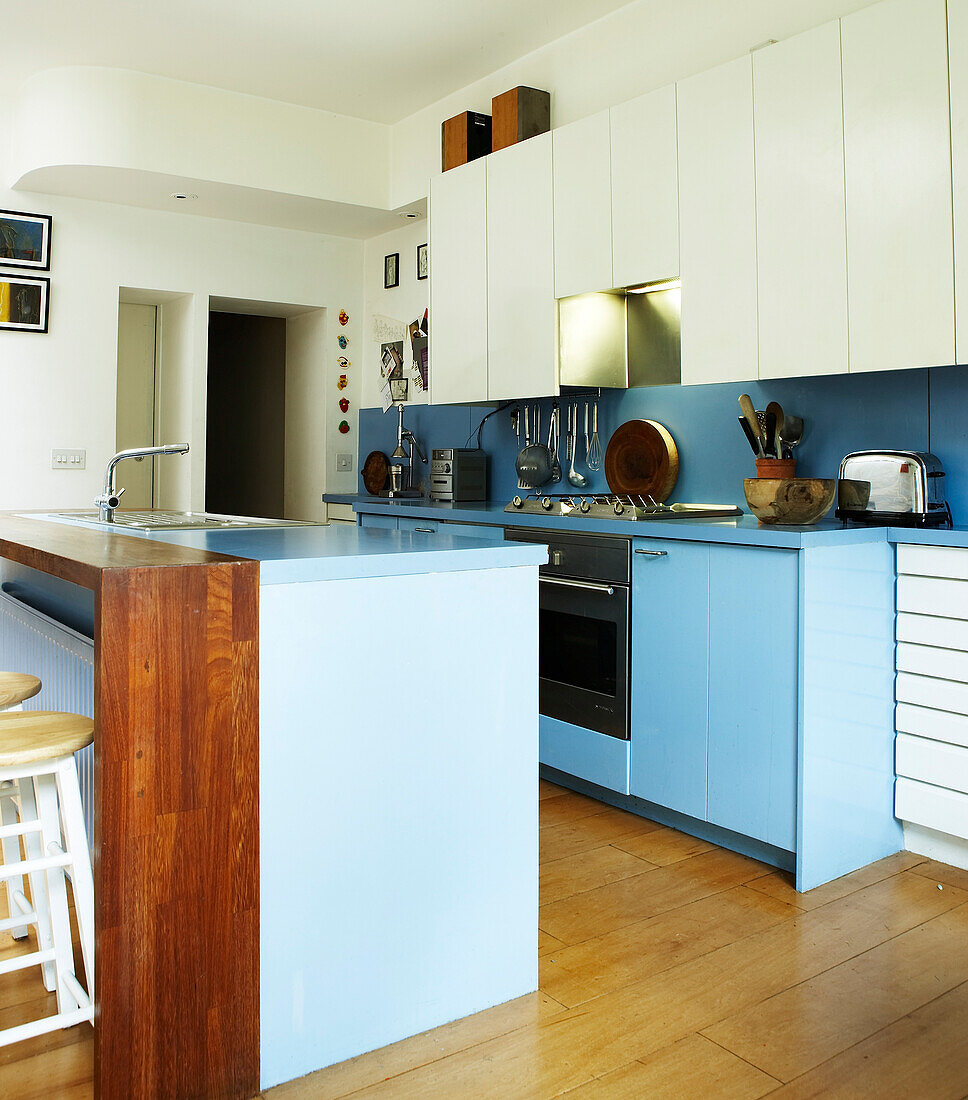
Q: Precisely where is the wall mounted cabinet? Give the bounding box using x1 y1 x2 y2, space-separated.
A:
677 56 758 385
753 21 848 380
553 111 613 299
429 136 557 405
841 0 954 373
609 84 680 291
428 159 488 405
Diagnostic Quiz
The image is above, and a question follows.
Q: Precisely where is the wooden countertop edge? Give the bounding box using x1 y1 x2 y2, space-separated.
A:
0 512 255 590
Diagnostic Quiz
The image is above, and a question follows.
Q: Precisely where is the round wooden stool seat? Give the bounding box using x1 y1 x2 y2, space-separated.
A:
0 672 42 710
0 711 94 767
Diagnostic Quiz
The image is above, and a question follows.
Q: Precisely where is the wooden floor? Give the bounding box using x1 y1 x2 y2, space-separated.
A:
3 780 968 1098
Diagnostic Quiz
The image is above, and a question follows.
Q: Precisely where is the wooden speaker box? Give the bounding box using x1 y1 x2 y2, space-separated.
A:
491 87 551 152
441 111 492 171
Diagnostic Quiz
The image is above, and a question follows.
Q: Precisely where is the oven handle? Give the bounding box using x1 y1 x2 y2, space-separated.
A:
540 576 616 596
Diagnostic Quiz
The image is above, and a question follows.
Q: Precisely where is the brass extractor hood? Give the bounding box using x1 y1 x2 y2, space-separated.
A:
557 280 681 390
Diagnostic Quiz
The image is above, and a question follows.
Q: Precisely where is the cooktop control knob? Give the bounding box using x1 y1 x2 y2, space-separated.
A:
613 501 625 515
541 497 553 511
579 498 591 513
512 495 523 508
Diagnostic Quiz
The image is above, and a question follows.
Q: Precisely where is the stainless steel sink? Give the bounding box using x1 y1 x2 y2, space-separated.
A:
47 510 323 531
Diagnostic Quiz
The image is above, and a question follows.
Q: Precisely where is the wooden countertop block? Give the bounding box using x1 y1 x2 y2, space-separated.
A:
0 710 94 766
0 671 41 709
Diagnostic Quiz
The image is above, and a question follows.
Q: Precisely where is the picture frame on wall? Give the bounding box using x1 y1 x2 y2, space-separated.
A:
417 243 428 281
389 378 409 403
0 274 50 333
0 209 52 271
384 252 399 289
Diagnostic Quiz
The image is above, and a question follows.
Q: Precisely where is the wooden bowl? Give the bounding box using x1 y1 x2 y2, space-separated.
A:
604 420 678 501
743 478 836 525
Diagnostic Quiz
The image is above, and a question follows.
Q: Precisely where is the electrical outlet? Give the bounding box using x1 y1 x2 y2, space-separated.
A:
336 453 353 472
51 449 86 470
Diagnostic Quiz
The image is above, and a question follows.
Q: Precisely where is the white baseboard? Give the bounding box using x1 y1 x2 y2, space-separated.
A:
903 821 968 871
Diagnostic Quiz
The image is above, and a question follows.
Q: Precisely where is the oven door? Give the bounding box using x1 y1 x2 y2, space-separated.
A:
538 575 629 740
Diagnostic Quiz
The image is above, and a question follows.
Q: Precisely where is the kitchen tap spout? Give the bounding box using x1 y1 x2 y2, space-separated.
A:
95 443 190 522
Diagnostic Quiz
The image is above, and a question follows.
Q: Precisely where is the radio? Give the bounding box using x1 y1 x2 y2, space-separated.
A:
429 449 488 502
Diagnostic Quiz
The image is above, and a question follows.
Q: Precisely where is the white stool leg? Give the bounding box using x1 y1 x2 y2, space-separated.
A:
34 772 79 1016
0 781 27 939
17 777 56 991
55 756 94 1001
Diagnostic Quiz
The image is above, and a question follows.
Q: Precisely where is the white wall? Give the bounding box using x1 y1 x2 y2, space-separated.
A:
361 220 430 409
0 114 363 512
389 0 878 206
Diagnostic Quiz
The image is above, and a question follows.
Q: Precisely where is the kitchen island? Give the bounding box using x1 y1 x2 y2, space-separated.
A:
0 513 545 1097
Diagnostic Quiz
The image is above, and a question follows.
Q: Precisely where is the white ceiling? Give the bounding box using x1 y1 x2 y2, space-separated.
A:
11 0 639 124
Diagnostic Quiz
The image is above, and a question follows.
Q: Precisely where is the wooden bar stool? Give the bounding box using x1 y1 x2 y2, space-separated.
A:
0 711 95 1047
0 672 43 944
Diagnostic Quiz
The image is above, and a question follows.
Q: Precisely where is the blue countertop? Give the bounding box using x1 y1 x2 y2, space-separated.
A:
329 493 968 550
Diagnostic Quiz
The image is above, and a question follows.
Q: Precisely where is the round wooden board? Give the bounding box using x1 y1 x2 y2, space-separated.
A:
362 451 390 495
604 419 679 501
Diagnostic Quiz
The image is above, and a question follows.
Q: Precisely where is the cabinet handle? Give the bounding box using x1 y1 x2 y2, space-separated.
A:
413 527 436 533
634 548 668 557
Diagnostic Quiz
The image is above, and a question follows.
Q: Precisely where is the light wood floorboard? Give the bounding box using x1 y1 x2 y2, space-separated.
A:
3 782 967 1099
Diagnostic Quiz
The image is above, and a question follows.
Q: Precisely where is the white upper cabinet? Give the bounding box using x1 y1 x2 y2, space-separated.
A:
841 0 954 373
754 22 848 379
610 84 679 290
553 111 613 298
949 0 968 364
429 159 488 405
677 55 758 385
487 134 558 401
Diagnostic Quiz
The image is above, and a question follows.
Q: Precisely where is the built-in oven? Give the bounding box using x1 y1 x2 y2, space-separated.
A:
505 528 630 740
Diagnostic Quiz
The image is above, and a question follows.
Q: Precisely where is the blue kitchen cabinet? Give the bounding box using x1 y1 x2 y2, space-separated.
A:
359 513 397 529
706 545 798 851
630 538 710 819
441 521 506 542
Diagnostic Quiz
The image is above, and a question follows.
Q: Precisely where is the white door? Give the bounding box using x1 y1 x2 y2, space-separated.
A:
429 159 488 405
677 55 758 385
841 0 954 373
116 302 157 508
754 20 848 379
610 84 679 290
553 111 613 298
486 134 557 401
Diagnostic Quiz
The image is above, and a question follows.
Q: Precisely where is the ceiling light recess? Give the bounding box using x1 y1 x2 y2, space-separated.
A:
170 192 198 201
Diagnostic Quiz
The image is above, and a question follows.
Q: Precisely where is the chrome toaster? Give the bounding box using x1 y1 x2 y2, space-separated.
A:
836 450 951 527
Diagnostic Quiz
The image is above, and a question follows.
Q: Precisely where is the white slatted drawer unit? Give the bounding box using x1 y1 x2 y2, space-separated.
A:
896 611 968 650
897 702 968 749
896 778 968 842
897 733 968 795
894 544 968 849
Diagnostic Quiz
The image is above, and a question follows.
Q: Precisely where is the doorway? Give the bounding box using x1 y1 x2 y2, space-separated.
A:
205 311 287 519
116 302 158 509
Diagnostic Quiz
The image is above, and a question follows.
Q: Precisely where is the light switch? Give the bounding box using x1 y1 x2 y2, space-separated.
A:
336 453 353 472
51 449 86 470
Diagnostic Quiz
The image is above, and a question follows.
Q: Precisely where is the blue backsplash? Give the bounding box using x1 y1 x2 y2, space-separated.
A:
358 364 968 521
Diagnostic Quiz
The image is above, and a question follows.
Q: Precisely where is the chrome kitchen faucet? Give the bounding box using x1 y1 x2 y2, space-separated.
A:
94 443 190 522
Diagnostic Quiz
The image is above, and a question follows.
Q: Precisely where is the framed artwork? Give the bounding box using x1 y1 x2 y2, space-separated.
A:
384 252 399 289
0 209 52 271
390 378 409 403
417 243 428 281
0 274 50 333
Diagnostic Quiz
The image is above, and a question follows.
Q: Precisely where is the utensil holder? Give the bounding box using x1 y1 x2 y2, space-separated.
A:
755 457 796 479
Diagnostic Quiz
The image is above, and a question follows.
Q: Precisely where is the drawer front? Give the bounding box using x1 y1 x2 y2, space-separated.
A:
359 513 398 529
896 641 968 682
896 776 968 841
897 611 968 651
897 574 968 618
897 732 968 795
897 543 968 580
897 702 968 749
397 518 440 535
896 671 968 717
442 522 506 542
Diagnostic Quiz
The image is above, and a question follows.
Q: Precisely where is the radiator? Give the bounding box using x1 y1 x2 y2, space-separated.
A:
0 589 95 839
